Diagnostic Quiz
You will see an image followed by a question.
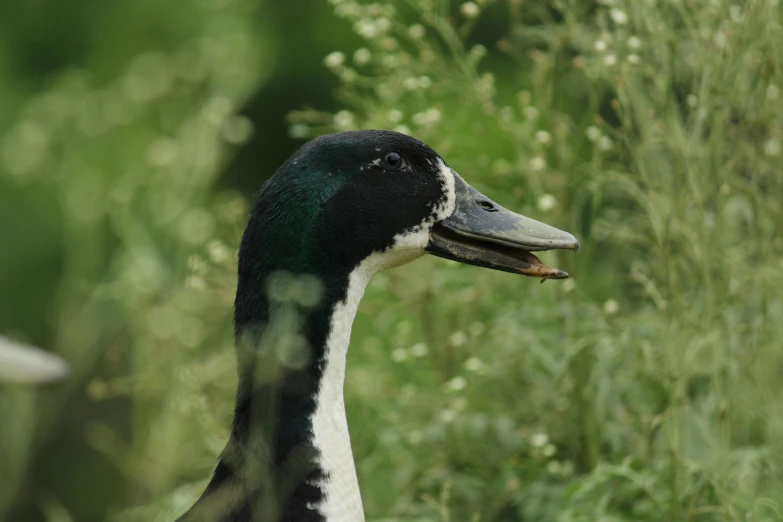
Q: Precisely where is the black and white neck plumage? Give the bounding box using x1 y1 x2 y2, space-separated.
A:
177 130 579 522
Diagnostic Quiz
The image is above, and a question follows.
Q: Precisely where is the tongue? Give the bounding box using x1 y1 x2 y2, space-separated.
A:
515 250 569 279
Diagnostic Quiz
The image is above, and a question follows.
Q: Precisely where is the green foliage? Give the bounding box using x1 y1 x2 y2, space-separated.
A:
2 0 783 521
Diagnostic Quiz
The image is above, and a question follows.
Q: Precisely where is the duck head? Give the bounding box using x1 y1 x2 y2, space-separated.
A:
237 129 578 304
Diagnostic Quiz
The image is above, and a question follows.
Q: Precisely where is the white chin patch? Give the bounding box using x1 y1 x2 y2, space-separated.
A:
363 158 457 274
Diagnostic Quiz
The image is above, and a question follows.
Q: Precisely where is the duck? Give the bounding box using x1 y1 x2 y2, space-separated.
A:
176 130 579 522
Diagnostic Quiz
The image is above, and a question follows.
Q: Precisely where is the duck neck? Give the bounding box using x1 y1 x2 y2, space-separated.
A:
183 262 371 522
308 267 370 522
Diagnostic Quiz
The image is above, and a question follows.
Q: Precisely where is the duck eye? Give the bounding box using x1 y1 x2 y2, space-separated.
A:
383 152 405 170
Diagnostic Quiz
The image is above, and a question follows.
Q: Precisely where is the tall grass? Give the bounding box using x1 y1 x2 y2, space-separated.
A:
2 1 782 521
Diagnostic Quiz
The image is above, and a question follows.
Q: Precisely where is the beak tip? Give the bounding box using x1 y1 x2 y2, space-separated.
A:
552 235 579 253
563 234 580 253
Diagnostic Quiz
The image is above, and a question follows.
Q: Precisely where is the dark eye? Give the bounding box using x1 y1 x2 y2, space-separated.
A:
383 152 405 170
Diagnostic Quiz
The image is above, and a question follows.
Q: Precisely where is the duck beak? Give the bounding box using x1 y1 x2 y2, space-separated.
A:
426 173 579 279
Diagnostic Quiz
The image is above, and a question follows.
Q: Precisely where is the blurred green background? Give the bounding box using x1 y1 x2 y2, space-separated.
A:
1 1 782 521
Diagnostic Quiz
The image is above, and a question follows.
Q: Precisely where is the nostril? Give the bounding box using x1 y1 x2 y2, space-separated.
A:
477 200 497 212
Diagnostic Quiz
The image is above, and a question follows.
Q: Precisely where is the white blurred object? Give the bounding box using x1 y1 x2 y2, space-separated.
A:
0 335 69 384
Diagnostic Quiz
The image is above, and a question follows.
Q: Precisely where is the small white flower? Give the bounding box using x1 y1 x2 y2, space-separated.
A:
464 357 484 372
603 54 617 66
531 432 549 448
146 137 178 167
354 19 379 39
460 2 480 18
188 255 209 275
449 331 468 347
447 376 467 391
603 299 619 315
387 109 403 123
598 135 613 151
627 36 642 50
381 54 399 68
417 76 432 89
627 53 640 64
413 108 442 126
289 123 310 139
543 443 557 457
207 240 229 264
585 125 602 142
410 342 429 357
764 138 781 157
535 130 552 144
222 115 253 144
523 106 539 121
185 275 206 290
340 68 358 84
714 31 727 49
594 40 608 52
391 348 408 362
353 47 371 66
609 8 628 25
394 124 411 135
408 24 426 40
439 409 458 423
529 156 546 171
469 44 487 61
562 278 576 293
334 2 360 18
375 17 392 32
469 321 485 336
333 110 355 130
406 430 423 445
496 107 513 124
403 77 419 90
537 194 557 212
323 51 346 69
